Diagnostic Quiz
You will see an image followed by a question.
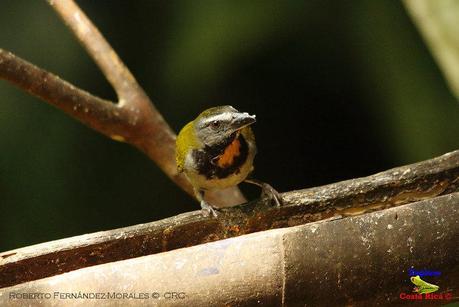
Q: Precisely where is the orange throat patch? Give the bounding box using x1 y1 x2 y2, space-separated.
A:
216 137 241 168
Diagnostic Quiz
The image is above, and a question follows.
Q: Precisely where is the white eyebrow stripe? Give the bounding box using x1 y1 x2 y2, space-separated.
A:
204 112 233 123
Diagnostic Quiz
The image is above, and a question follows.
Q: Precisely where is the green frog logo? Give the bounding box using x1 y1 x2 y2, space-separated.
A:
410 275 439 294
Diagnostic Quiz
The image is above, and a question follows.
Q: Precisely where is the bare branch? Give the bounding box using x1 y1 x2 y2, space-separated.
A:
1 149 457 288
47 0 140 102
46 0 189 195
0 49 128 138
0 48 192 196
0 0 246 206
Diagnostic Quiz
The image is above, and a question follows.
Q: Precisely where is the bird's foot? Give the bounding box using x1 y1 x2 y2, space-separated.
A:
200 200 219 217
245 179 283 207
260 183 283 207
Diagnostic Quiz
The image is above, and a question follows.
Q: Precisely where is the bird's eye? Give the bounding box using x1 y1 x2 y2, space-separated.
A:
210 120 221 128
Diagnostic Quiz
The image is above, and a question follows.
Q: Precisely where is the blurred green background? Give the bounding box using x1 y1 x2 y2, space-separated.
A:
1 1 458 251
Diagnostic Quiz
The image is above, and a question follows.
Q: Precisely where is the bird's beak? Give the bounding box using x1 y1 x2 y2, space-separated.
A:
231 112 256 131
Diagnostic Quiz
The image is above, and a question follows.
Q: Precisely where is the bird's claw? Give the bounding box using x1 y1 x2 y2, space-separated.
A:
260 182 283 207
200 200 219 217
245 178 283 207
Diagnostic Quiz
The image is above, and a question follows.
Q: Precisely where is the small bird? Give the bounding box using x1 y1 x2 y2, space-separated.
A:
176 105 282 217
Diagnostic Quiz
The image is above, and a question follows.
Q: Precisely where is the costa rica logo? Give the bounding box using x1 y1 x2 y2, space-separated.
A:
399 268 453 301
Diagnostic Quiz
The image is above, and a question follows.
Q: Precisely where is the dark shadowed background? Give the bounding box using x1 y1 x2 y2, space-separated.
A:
1 1 458 251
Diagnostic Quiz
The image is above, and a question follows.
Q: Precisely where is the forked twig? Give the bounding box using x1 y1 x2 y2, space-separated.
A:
0 0 245 206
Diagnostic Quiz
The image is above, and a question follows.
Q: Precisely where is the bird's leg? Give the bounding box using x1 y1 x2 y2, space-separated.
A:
244 178 283 207
194 188 219 217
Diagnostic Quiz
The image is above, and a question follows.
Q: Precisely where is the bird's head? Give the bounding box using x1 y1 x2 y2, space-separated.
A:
193 105 256 147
